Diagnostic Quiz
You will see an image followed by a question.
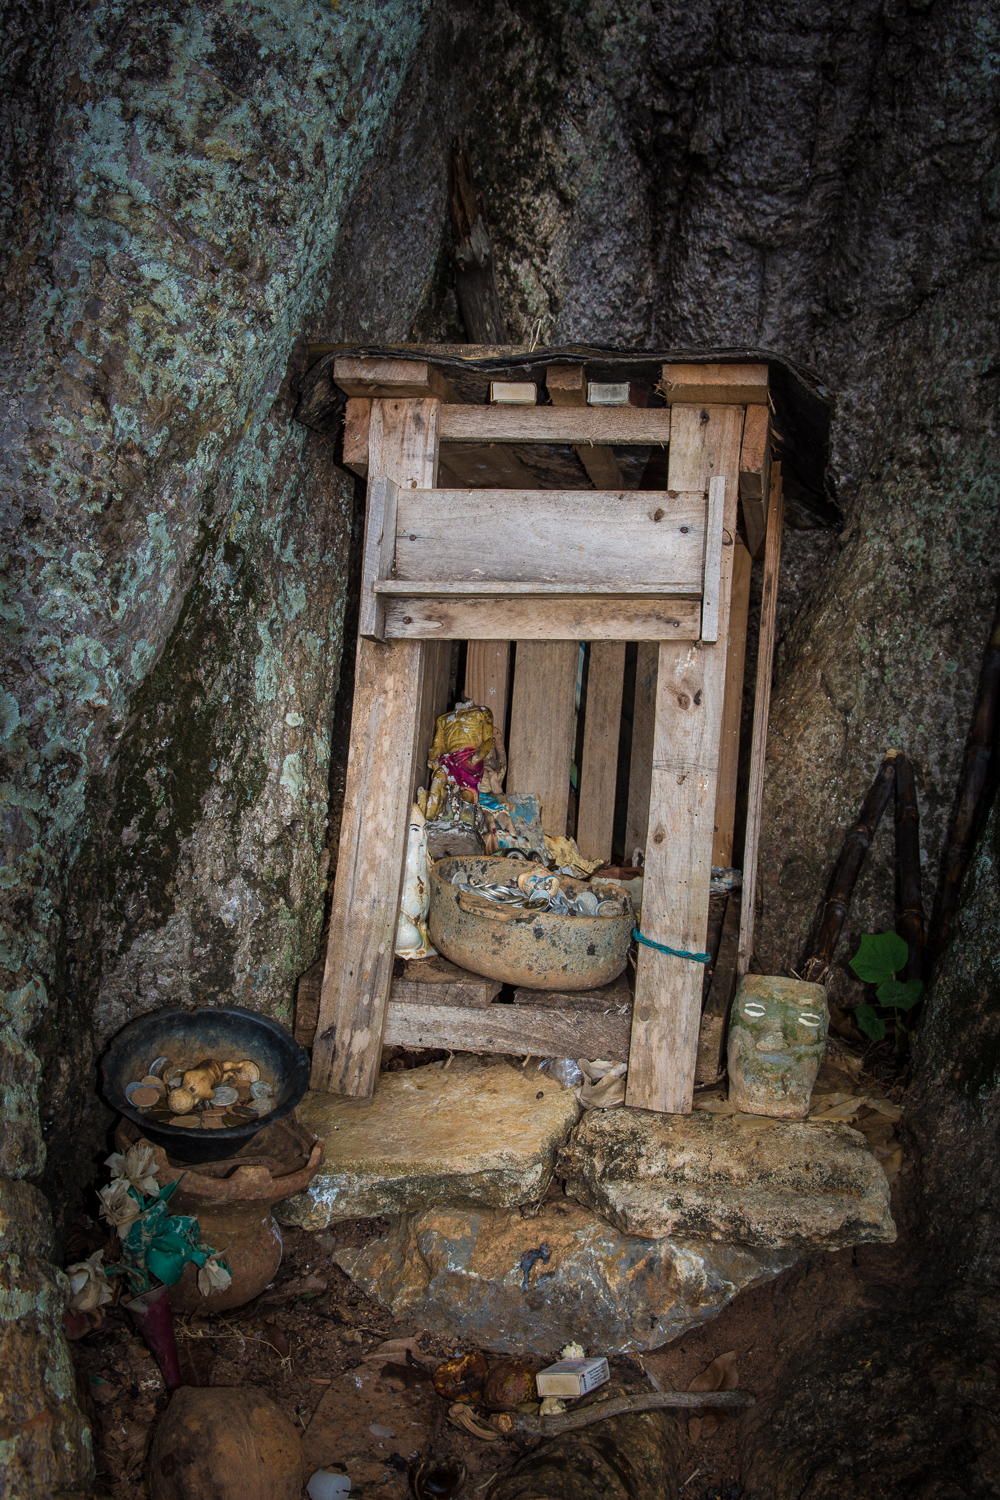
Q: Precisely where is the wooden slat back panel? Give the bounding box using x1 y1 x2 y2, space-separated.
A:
506 640 579 838
394 489 706 587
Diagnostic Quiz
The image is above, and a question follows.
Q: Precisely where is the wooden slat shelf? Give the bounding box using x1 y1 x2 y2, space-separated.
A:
374 581 702 597
438 405 671 445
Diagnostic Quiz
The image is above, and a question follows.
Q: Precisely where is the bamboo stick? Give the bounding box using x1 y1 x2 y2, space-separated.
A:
800 752 898 983
893 753 925 984
511 1388 755 1437
930 604 1000 959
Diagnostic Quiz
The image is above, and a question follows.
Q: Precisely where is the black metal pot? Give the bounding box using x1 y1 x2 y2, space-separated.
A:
101 1005 310 1163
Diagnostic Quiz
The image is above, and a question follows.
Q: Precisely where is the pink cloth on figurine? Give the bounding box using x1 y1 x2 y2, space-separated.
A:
440 746 484 790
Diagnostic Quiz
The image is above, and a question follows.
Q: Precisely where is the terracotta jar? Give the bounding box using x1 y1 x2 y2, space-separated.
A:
116 1111 323 1314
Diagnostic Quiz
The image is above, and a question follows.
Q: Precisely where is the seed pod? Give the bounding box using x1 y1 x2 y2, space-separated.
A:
484 1360 537 1412
168 1086 197 1115
433 1351 488 1404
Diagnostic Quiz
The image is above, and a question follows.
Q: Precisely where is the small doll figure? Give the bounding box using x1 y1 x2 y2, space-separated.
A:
424 702 507 823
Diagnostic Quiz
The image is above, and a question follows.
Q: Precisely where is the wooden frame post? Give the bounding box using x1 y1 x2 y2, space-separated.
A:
310 397 442 1097
625 403 745 1114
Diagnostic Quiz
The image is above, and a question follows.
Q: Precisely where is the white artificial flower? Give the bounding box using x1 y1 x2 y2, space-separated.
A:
98 1177 142 1231
104 1143 159 1197
197 1255 232 1298
66 1250 114 1312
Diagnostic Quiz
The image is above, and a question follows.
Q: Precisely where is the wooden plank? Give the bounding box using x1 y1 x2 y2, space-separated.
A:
464 640 510 736
506 639 578 837
694 890 742 1084
576 641 626 864
737 462 784 977
626 402 744 1115
333 356 461 403
383 999 631 1062
412 638 453 805
378 581 704 597
739 404 770 559
392 954 500 1009
383 596 701 642
624 642 658 863
661 363 768 406
546 363 625 490
700 474 726 642
513 975 632 1012
358 477 399 641
712 539 752 866
310 397 441 1098
343 397 370 477
440 403 670 447
393 489 705 587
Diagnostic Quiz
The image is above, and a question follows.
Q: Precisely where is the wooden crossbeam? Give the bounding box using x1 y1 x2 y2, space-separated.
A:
661 363 768 406
381 595 702 642
438 405 671 446
333 356 462 403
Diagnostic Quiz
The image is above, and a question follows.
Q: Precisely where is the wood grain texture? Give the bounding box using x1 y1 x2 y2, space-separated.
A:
358 477 399 640
700 474 726 642
439 403 671 447
661 363 768 406
296 957 500 1047
506 639 579 837
694 888 742 1084
383 1000 631 1062
624 641 658 862
546 362 626 489
576 641 626 863
712 539 752 866
739 403 770 559
343 397 370 476
393 489 705 587
310 398 441 1098
626 402 744 1115
412 638 452 804
382 596 702 642
737 462 784 977
333 356 461 403
464 640 510 736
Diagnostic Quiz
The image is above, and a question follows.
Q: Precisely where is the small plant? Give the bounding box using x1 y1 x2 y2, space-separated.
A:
849 930 924 1043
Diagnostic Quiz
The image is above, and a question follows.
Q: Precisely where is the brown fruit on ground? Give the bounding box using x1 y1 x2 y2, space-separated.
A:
147 1386 303 1500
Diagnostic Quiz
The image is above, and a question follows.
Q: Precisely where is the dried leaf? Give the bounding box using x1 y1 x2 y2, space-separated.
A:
447 1403 501 1441
362 1334 430 1366
264 1320 290 1357
689 1350 738 1393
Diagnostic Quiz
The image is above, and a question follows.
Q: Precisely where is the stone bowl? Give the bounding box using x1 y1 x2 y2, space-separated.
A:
428 855 633 990
101 1006 311 1164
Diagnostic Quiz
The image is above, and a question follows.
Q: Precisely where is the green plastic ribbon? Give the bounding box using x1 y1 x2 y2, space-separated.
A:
633 927 710 964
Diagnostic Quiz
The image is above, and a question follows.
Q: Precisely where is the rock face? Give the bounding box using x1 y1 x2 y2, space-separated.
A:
277 1064 579 1230
558 1109 895 1252
333 1198 796 1357
0 1178 94 1493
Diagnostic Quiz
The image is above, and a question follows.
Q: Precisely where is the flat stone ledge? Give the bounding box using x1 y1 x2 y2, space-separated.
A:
557 1108 896 1251
277 1062 579 1230
332 1199 797 1357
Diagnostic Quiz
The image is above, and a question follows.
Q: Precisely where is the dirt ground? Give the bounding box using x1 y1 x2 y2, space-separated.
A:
68 1044 907 1500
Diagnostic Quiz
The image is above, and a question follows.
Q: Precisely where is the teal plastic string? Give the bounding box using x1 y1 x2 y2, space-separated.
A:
633 927 711 964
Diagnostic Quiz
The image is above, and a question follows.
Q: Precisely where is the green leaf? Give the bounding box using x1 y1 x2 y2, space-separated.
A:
849 931 909 985
876 977 925 1011
854 1004 886 1042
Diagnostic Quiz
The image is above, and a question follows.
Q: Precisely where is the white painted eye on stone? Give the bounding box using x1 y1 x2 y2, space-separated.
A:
743 1002 766 1018
798 1013 821 1026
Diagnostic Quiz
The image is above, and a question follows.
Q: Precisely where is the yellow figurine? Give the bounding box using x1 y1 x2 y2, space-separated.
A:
424 702 507 822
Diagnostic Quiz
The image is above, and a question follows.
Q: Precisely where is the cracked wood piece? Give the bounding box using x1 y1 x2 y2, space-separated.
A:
577 641 626 864
382 595 701 642
310 397 441 1098
464 640 510 736
738 462 784 978
626 402 744 1115
439 403 671 447
712 539 752 866
700 474 726 641
383 1000 631 1062
358 476 399 641
624 642 658 862
694 888 743 1084
343 397 371 477
545 363 625 490
333 356 462 403
661 363 768 406
391 954 501 1009
506 639 578 838
739 403 771 559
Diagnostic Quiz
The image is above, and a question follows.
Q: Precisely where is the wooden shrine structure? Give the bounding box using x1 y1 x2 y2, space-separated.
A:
294 348 829 1115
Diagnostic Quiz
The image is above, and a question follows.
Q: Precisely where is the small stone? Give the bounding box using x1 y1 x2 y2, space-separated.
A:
277 1063 580 1229
557 1109 896 1251
332 1198 795 1357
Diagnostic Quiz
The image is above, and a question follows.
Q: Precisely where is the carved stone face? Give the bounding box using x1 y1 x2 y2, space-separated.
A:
727 975 828 1119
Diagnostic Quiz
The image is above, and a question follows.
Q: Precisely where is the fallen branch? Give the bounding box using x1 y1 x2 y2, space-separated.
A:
508 1389 754 1437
